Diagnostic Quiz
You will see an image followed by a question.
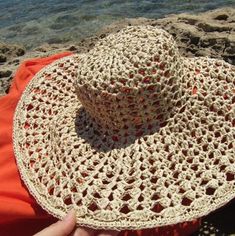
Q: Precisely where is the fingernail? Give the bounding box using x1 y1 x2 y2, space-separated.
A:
63 209 75 222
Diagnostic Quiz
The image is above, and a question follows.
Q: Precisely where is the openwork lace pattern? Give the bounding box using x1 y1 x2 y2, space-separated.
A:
13 26 235 230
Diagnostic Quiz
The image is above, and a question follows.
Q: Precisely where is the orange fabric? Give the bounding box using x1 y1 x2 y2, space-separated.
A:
0 52 71 235
0 53 200 235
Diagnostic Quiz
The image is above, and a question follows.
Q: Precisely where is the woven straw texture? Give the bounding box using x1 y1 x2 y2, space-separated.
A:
13 26 235 230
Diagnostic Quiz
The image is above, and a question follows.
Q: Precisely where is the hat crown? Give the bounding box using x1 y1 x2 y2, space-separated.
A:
75 26 184 134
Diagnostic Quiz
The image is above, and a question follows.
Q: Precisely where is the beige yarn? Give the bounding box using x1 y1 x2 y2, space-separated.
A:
75 27 184 133
13 26 235 230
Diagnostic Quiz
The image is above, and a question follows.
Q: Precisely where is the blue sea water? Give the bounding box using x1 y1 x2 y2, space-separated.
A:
0 0 234 49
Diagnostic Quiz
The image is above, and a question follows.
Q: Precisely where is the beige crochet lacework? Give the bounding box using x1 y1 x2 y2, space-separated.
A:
13 26 235 230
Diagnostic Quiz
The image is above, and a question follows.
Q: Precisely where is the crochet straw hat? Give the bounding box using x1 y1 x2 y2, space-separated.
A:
13 26 235 230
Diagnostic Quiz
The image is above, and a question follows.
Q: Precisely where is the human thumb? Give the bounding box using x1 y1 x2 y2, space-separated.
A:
34 210 76 236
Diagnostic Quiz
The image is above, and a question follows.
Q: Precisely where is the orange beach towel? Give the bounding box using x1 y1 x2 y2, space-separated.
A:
0 52 200 236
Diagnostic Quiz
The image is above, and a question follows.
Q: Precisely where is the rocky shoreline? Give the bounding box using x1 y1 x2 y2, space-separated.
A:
1 7 235 97
1 7 235 235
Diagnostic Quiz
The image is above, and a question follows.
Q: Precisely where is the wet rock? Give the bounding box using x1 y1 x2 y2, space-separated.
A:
14 59 20 64
215 14 229 21
0 42 25 59
190 36 200 45
0 76 12 96
0 70 12 78
35 44 51 53
225 46 235 54
178 16 198 25
68 45 77 51
0 43 10 54
15 47 25 56
195 49 212 57
223 55 235 65
186 45 197 54
197 22 231 32
89 42 95 48
200 36 218 47
0 54 7 63
99 33 106 39
8 59 20 65
225 39 235 54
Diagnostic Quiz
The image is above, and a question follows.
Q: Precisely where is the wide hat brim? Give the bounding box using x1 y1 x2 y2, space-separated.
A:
13 54 235 230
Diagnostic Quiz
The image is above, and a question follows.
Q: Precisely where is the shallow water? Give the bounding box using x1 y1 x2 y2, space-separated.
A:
0 0 234 49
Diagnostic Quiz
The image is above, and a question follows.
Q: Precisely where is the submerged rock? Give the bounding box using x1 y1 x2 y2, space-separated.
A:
0 42 25 59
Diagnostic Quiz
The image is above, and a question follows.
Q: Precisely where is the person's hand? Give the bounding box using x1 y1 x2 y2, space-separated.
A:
34 210 118 236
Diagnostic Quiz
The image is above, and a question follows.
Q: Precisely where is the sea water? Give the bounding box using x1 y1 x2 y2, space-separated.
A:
0 0 234 49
